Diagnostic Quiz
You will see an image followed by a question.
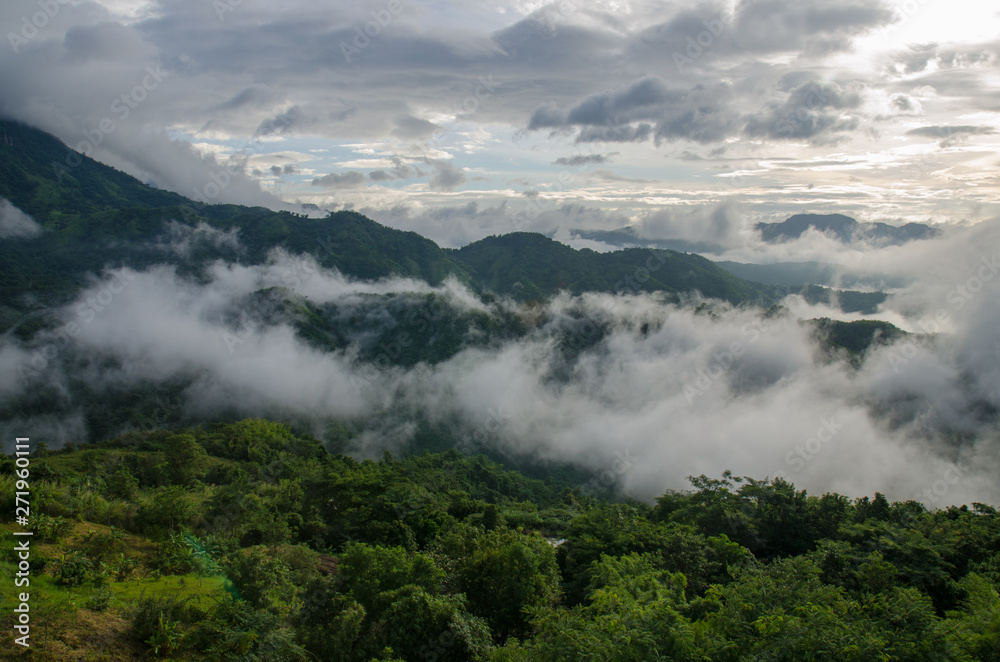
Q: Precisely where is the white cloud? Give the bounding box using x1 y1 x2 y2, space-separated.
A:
0 199 42 238
0 0 996 232
3 226 999 505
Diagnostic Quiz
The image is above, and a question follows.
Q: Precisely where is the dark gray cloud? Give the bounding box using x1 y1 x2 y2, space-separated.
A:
214 84 278 112
426 159 466 191
731 0 894 55
573 123 657 142
907 125 996 138
256 105 310 137
627 0 894 72
326 157 462 190
890 93 919 113
528 77 680 131
0 0 995 232
391 115 440 140
529 76 863 145
743 80 864 142
888 43 939 75
568 77 680 125
268 164 298 177
552 153 616 166
63 20 157 62
906 125 997 148
369 160 423 182
311 171 367 189
583 169 653 184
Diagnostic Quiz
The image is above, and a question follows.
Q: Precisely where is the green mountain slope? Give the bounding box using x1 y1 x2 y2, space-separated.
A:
0 119 189 217
452 232 772 304
0 119 775 314
2 421 997 661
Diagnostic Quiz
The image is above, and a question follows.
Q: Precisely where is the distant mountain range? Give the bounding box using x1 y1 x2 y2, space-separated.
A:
755 213 939 246
571 213 938 256
715 261 906 291
570 226 726 254
0 119 906 444
0 119 774 326
0 118 904 333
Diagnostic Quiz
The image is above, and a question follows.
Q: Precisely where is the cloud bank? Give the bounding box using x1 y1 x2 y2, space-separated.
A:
2 220 998 507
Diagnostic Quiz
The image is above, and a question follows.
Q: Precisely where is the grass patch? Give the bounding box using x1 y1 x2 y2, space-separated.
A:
111 573 228 607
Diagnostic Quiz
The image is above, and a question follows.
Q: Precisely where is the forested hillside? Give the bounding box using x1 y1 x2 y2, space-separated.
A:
2 420 998 661
0 119 906 452
0 119 772 312
452 232 768 303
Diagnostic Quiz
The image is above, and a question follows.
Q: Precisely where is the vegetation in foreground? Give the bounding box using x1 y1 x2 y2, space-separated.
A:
1 419 999 660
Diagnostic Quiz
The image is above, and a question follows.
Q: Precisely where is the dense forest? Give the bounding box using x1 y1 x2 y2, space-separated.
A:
2 419 998 661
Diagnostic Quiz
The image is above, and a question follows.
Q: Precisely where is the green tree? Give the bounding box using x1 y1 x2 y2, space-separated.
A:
943 573 1000 661
496 553 696 661
225 547 297 613
695 556 954 661
328 543 493 661
165 433 209 486
137 486 194 534
452 528 561 640
103 464 140 499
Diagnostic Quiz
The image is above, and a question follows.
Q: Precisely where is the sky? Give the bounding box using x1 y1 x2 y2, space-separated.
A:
3 0 1000 248
3 1 1000 503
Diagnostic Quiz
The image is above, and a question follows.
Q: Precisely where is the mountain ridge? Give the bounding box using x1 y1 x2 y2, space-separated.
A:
0 119 774 311
755 213 939 246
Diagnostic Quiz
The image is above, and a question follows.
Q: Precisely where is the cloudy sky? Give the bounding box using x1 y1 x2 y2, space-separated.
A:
5 1 1000 503
3 0 1000 247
